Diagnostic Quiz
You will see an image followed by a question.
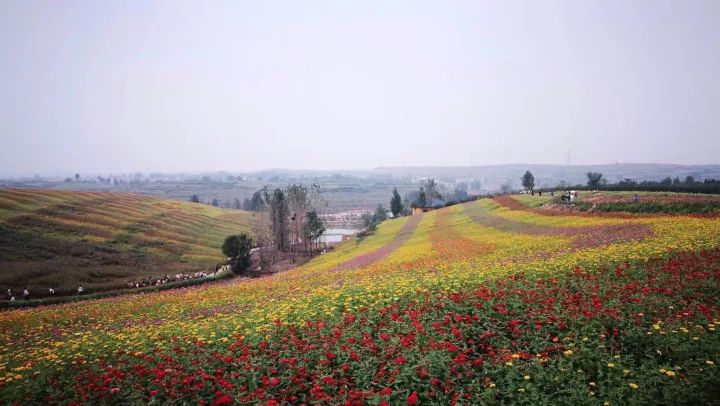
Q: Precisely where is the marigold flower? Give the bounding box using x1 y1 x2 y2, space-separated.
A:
524 375 531 380
629 383 639 390
607 363 615 368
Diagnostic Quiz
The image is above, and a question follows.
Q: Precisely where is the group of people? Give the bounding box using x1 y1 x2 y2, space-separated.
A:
126 271 216 289
6 286 84 301
560 190 579 202
7 267 228 302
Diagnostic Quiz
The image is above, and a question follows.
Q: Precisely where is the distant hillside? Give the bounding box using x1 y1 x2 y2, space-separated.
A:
0 189 251 296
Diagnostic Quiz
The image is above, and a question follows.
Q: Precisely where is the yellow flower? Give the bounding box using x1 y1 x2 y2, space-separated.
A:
666 371 676 377
505 361 513 366
629 383 639 390
706 360 715 366
518 388 525 393
524 375 531 381
563 350 574 356
607 363 615 368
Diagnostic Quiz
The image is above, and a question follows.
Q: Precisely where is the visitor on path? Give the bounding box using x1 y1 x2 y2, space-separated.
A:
7 287 12 299
23 289 30 301
77 286 84 295
10 296 15 302
539 191 542 197
48 287 55 295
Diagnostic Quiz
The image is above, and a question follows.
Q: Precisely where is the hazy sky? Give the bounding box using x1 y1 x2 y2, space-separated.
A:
1 1 719 176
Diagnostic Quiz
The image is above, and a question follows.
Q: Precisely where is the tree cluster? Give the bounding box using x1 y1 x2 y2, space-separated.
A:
250 184 326 264
361 204 388 232
410 179 443 208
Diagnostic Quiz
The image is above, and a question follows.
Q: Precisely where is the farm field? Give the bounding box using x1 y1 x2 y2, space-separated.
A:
0 189 251 297
1 195 720 404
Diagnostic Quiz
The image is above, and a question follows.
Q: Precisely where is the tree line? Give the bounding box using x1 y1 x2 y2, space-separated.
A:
519 170 720 194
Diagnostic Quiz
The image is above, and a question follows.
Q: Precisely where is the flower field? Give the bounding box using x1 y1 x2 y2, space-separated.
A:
0 189 251 296
2 196 720 404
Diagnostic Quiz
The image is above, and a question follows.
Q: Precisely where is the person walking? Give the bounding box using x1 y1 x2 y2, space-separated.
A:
77 286 84 295
23 288 30 301
48 287 55 295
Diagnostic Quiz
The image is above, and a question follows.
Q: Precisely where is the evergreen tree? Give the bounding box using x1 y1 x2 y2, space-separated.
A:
390 188 403 217
521 170 535 191
222 233 253 274
587 172 605 188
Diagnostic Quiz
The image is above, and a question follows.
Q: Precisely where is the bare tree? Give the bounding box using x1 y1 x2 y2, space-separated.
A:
251 209 274 269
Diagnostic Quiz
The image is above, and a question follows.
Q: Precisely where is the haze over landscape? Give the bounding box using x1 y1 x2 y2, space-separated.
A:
2 0 719 176
3 2 720 405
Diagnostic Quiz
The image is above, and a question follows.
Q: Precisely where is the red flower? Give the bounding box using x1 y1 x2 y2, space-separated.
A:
213 394 232 406
380 387 393 396
395 356 407 365
408 391 419 405
269 378 281 386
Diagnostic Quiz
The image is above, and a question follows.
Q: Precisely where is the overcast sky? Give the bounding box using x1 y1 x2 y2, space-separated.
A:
1 1 719 176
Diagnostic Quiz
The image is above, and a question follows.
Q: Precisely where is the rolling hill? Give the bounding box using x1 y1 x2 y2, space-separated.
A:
2 194 720 403
0 189 251 296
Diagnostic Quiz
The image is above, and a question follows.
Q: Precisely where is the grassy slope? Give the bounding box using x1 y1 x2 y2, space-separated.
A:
0 189 250 296
1 196 720 403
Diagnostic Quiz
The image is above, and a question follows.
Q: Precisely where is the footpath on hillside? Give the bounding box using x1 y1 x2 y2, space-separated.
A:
330 214 423 272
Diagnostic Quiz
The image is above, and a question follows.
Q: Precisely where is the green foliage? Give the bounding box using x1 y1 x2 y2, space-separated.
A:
521 170 535 191
566 178 720 195
374 204 388 223
412 188 427 208
390 187 403 217
587 172 605 188
222 233 253 274
303 209 325 242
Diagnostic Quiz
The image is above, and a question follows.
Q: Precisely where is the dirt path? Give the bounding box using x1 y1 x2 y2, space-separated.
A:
463 200 653 249
330 214 423 272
